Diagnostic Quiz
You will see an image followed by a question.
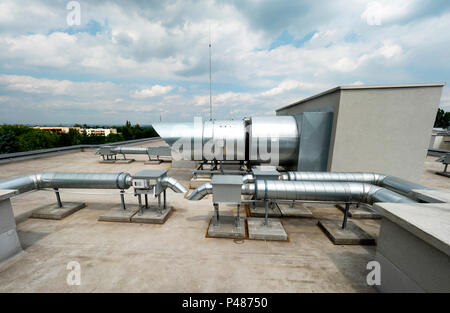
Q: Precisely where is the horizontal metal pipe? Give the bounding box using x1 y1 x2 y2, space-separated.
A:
186 180 415 205
254 180 415 205
159 176 188 193
280 171 432 196
0 172 132 195
112 147 149 155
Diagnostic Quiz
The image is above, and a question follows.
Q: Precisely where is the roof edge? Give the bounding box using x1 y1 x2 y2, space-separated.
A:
276 82 446 112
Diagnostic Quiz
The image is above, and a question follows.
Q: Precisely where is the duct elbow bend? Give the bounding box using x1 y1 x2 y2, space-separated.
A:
186 182 213 200
242 174 255 183
160 176 188 193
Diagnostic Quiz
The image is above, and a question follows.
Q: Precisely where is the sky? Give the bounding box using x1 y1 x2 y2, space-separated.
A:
0 0 449 125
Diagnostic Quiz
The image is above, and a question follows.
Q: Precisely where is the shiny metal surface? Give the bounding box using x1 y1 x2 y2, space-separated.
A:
112 147 149 155
280 171 432 196
153 116 299 164
187 179 415 204
160 176 188 193
253 180 415 205
0 172 187 195
249 116 299 165
186 182 213 200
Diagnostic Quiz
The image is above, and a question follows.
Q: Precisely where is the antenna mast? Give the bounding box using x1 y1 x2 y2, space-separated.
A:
209 24 212 121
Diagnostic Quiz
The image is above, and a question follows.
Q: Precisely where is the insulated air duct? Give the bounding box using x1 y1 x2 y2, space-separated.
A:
0 172 187 195
187 180 416 205
279 171 432 196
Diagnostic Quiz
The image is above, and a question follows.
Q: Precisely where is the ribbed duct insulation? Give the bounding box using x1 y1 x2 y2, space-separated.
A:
0 172 187 195
187 180 415 205
279 172 432 196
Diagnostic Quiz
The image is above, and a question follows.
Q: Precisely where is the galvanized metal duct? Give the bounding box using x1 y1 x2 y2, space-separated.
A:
280 171 432 196
187 180 415 204
0 172 188 195
153 116 299 165
0 172 132 194
253 180 415 205
159 176 189 193
112 147 149 155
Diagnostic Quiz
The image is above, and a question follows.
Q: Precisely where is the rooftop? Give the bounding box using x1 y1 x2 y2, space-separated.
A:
0 139 448 292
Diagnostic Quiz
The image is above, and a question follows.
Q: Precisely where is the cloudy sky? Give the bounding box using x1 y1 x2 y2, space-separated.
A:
0 0 449 125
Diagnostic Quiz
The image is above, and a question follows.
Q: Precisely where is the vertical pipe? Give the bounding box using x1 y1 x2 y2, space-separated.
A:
264 200 269 225
213 203 219 226
120 190 126 210
342 203 350 229
138 194 142 214
163 190 167 210
145 194 148 209
158 194 161 215
54 188 63 208
236 204 240 227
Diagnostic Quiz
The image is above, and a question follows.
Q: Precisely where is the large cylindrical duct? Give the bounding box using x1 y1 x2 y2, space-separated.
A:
187 180 415 205
253 180 415 205
0 172 132 195
280 171 432 196
112 147 149 155
153 116 299 165
249 116 299 166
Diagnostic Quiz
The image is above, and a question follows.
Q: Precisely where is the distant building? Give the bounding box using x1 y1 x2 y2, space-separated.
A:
33 126 117 137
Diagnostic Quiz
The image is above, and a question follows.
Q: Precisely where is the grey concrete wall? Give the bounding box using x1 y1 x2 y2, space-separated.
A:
331 86 443 181
276 84 444 181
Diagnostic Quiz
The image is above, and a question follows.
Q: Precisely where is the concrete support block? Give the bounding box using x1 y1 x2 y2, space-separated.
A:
318 220 375 245
98 204 139 222
335 204 381 219
99 160 116 164
278 202 313 218
31 202 86 220
131 205 172 224
207 215 246 239
144 160 162 165
115 159 135 164
247 217 287 241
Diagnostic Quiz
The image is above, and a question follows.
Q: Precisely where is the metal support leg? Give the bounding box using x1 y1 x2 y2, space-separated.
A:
213 203 219 226
138 194 143 214
291 200 295 208
264 200 269 226
120 190 126 210
144 194 148 209
157 194 162 215
163 190 167 210
342 203 350 229
235 204 240 227
445 164 448 173
54 188 63 208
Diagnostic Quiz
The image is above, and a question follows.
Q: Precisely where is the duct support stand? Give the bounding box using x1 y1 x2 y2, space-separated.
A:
249 199 282 218
277 200 313 218
318 219 375 245
31 202 86 220
98 204 139 222
207 203 246 239
335 203 381 219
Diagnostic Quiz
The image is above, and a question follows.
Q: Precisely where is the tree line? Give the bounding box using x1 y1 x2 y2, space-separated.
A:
434 108 450 129
0 121 157 154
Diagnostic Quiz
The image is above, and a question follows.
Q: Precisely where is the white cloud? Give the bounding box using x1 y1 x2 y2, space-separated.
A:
131 85 174 98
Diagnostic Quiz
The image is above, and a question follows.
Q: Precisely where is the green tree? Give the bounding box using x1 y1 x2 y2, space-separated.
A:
0 128 17 153
434 108 450 128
